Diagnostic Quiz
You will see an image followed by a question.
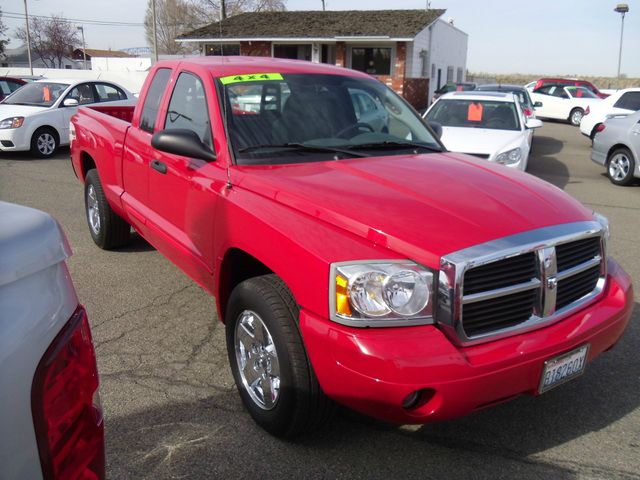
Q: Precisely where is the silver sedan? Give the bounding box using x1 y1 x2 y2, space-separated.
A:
591 110 640 185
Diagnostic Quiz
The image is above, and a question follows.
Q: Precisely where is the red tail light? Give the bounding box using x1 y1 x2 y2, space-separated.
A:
524 108 533 117
32 306 105 480
596 124 606 133
585 106 590 115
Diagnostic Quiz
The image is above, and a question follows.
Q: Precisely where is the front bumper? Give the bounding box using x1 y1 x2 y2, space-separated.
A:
300 259 633 424
0 128 30 152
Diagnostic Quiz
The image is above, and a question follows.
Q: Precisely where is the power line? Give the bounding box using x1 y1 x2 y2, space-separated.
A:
3 10 145 27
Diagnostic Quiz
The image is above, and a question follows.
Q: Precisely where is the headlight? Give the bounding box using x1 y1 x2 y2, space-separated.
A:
330 261 435 327
0 116 25 129
593 212 610 256
495 147 522 165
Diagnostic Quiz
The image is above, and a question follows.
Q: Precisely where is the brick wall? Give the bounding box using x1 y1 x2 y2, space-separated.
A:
240 41 271 56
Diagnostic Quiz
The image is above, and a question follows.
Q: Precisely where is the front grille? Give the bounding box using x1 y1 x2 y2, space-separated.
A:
457 233 604 340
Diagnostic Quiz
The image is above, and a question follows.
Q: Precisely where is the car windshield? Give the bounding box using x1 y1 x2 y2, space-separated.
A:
3 82 69 107
426 99 521 131
478 86 532 108
219 73 441 165
566 86 598 99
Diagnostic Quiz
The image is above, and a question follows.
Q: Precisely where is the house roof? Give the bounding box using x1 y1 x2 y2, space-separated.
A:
178 9 446 41
74 48 133 58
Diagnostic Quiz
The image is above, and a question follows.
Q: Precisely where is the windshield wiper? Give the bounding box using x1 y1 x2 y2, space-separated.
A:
346 141 443 152
238 143 368 158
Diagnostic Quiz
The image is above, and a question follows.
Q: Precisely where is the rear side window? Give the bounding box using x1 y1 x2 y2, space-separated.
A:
164 72 212 148
139 68 171 133
95 83 127 102
613 92 640 111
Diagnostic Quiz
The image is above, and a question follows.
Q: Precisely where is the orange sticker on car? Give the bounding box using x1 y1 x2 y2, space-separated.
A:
43 86 51 102
468 102 483 121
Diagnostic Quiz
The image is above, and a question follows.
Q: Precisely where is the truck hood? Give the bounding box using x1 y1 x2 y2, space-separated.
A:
0 104 49 117
235 153 593 267
439 127 524 155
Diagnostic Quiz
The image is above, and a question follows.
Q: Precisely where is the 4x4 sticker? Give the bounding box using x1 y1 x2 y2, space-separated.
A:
219 73 284 84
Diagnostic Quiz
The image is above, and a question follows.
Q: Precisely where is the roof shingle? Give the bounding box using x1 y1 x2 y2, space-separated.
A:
178 9 446 40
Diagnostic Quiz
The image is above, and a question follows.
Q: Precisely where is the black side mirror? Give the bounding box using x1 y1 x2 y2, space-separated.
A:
151 129 216 162
428 121 443 139
534 101 543 108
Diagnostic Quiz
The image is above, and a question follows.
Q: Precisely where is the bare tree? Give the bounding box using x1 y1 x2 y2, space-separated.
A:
145 0 207 55
0 8 8 57
191 0 286 22
15 15 80 68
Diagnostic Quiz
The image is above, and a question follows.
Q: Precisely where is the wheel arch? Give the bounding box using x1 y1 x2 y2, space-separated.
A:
606 143 633 163
32 124 61 144
79 151 97 182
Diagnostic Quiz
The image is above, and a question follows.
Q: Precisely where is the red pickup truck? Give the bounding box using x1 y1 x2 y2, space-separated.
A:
70 57 633 438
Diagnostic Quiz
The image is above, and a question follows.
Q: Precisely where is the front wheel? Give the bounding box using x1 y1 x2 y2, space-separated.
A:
226 274 333 437
569 108 584 126
84 169 131 249
30 127 58 158
607 147 636 186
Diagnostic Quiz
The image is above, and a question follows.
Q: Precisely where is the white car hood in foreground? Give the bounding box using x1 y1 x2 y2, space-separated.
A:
0 104 49 118
439 127 524 156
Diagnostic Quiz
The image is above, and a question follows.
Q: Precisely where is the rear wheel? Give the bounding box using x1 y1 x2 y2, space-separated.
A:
30 127 58 158
84 169 131 249
226 274 333 438
607 147 636 186
569 108 584 126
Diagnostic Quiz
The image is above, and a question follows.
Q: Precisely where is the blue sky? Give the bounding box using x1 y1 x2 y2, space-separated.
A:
3 0 639 77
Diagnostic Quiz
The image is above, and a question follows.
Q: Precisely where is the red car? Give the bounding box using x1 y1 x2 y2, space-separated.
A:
0 76 27 101
533 78 609 99
70 58 632 437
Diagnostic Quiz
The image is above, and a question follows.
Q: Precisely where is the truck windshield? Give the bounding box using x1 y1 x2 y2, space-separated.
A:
3 82 69 107
218 73 441 165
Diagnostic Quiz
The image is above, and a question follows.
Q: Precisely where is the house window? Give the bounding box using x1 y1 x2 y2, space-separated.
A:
446 66 454 82
456 67 463 83
205 44 240 56
273 44 312 61
351 47 391 75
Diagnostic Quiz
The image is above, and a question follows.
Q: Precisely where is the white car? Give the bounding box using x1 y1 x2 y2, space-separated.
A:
0 202 104 479
423 91 542 171
580 88 640 139
530 85 602 126
0 79 135 157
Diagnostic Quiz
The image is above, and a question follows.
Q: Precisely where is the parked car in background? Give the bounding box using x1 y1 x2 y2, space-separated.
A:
530 78 609 99
0 76 26 102
530 85 602 126
580 88 640 139
0 201 104 480
476 84 540 120
424 91 542 170
591 110 640 186
432 82 476 103
0 78 135 158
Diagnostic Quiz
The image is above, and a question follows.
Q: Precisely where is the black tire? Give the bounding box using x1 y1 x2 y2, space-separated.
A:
606 147 636 186
226 274 333 438
569 108 584 126
84 169 131 249
30 127 59 158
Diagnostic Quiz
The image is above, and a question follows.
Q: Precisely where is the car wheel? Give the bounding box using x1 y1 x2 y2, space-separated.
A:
569 108 584 126
226 274 333 438
84 169 131 249
607 148 636 186
30 127 58 158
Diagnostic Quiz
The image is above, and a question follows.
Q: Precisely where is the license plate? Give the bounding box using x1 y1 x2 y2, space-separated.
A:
539 345 589 393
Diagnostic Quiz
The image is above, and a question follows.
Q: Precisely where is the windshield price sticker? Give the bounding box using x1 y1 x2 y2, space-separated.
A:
220 73 284 85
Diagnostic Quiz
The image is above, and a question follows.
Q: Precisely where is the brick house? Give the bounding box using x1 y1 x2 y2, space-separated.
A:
177 9 468 108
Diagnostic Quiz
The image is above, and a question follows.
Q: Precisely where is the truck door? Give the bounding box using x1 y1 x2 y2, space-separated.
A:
146 71 227 291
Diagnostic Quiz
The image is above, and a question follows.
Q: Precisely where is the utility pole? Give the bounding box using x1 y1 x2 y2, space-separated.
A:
321 0 326 11
221 0 227 20
614 4 629 78
23 0 33 75
151 0 159 62
77 26 87 70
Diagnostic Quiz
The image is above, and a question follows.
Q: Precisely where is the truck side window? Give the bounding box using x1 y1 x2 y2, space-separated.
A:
139 68 172 133
164 72 212 149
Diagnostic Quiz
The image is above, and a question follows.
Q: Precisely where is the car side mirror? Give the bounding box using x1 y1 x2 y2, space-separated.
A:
534 101 543 108
63 98 79 107
428 121 443 138
526 118 543 129
151 129 216 162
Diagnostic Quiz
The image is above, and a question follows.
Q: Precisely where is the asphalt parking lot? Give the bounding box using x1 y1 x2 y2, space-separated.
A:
1 122 639 480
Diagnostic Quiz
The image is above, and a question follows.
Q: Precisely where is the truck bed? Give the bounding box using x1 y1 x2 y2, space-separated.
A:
86 104 135 123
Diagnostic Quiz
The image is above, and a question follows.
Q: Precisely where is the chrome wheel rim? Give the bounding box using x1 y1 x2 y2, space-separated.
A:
609 153 631 181
37 133 56 155
571 111 583 125
86 184 101 235
234 310 280 410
